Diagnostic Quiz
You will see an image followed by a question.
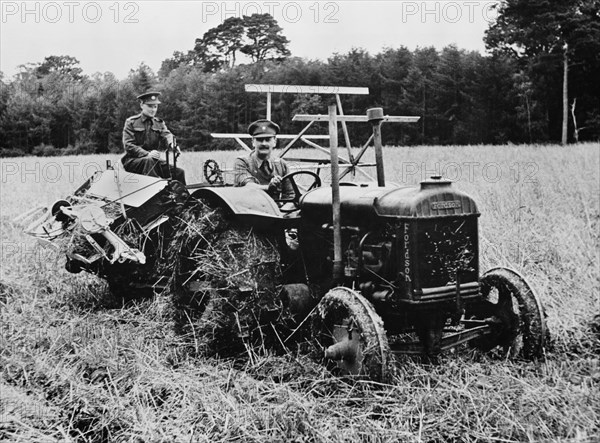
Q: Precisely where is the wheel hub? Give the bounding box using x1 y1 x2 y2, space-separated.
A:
325 319 364 375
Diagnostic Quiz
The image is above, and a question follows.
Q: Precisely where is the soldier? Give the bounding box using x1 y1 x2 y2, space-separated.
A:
233 119 293 201
121 91 186 184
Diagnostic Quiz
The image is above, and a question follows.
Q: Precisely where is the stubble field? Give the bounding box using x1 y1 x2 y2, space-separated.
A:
0 143 599 442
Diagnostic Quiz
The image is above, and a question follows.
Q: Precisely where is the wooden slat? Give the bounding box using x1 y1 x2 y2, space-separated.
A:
286 164 373 174
279 157 378 168
376 116 421 123
234 137 251 151
293 115 421 123
353 133 375 164
339 164 375 181
336 94 354 162
211 133 329 139
299 139 355 165
195 163 376 174
280 120 316 157
283 157 331 163
301 138 338 159
245 84 369 95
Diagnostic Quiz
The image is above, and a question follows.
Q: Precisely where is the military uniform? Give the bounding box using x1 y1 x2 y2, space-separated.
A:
233 119 294 200
121 92 186 184
233 151 293 199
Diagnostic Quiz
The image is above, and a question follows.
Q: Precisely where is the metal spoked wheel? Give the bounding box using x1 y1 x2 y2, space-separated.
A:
203 159 224 185
312 287 392 382
470 267 548 359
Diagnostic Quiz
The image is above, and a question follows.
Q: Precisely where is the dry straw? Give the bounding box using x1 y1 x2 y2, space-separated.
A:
1 143 598 441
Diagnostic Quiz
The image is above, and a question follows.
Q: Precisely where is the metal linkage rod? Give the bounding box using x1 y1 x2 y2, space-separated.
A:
245 84 369 95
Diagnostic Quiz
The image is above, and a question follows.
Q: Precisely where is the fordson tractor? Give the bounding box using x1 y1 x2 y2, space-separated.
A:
20 108 548 381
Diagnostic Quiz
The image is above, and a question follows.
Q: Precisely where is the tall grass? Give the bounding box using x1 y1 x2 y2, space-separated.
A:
1 143 598 442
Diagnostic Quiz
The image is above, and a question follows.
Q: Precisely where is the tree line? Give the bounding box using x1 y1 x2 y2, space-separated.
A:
0 3 598 157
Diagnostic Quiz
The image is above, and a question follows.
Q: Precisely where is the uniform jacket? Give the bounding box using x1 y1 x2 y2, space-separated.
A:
233 151 294 199
122 113 172 158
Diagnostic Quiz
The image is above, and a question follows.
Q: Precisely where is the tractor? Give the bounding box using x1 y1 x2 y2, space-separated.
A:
19 108 549 382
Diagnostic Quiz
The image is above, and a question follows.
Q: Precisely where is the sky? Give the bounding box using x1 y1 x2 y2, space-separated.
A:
1 1 500 79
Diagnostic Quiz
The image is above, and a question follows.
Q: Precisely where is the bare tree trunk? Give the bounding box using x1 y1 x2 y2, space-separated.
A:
571 98 579 143
422 82 426 140
525 93 532 143
562 44 568 145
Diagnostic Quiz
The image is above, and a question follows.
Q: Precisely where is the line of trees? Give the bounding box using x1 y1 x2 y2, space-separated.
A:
0 4 598 157
486 0 600 145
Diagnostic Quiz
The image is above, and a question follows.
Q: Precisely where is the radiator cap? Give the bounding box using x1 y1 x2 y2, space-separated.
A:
421 175 452 190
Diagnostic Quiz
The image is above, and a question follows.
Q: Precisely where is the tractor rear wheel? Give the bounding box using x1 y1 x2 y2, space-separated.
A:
311 287 393 382
470 267 548 359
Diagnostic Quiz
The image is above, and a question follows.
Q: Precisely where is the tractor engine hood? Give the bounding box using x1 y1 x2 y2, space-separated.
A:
299 177 479 222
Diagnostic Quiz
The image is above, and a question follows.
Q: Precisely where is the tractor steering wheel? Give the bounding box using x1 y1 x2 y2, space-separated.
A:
274 170 322 211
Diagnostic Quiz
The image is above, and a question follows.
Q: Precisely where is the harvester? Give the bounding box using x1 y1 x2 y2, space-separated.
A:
19 106 548 381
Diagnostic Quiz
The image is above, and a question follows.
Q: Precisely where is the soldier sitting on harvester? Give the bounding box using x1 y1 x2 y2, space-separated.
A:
121 91 186 184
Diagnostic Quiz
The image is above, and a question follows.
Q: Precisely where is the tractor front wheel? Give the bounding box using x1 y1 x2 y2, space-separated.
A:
311 287 393 382
470 267 549 359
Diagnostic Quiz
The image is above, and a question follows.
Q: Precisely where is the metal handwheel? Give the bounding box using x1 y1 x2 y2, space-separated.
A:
203 159 224 185
274 171 322 210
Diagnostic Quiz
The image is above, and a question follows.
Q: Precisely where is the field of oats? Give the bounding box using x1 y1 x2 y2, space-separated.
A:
1 143 598 442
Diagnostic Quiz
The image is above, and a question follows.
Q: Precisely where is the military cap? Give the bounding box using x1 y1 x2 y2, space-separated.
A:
248 119 280 137
137 91 161 104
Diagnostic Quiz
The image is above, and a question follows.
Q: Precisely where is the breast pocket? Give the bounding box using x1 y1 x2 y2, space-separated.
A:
132 127 146 146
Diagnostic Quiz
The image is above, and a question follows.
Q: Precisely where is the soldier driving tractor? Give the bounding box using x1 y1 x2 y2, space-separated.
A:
18 89 549 382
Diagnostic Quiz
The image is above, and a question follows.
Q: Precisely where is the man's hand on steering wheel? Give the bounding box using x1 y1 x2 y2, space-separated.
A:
148 150 162 160
268 175 283 193
274 170 322 211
